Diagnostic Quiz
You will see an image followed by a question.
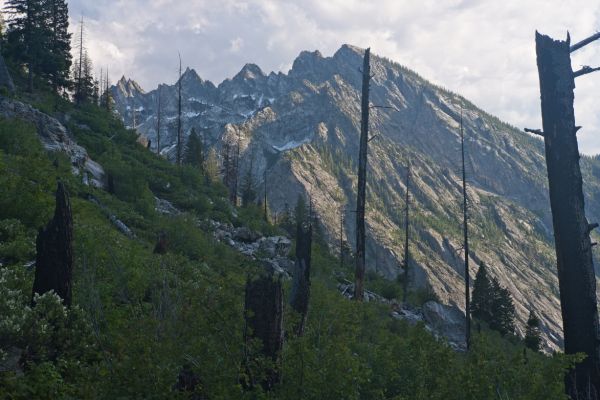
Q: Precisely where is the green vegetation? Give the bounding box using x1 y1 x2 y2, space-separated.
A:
0 90 583 398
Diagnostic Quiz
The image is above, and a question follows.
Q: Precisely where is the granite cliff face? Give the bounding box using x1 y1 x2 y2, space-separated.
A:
111 44 600 351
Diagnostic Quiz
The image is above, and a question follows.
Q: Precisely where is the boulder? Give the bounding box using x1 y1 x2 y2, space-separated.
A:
422 301 466 348
258 236 291 258
233 226 261 243
0 96 105 188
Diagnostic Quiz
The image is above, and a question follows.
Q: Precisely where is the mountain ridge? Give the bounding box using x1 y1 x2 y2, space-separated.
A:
110 44 600 351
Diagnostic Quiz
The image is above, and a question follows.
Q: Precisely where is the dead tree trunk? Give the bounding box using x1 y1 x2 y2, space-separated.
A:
176 53 183 166
290 206 312 336
32 182 73 307
354 47 371 301
402 160 411 304
243 273 284 391
534 31 600 398
156 87 162 156
460 111 471 350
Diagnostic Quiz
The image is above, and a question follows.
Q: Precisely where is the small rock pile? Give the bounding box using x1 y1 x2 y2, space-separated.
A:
338 280 467 351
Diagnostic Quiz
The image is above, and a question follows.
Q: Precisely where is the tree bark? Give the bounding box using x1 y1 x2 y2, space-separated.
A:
243 273 284 391
31 182 73 307
290 219 312 335
354 48 371 301
535 31 600 398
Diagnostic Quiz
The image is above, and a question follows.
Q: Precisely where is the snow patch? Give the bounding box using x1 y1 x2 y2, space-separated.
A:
272 138 311 152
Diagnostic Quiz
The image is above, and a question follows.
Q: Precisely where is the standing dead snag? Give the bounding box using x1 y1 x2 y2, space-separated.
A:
402 160 411 304
460 111 471 350
32 182 73 307
290 199 313 336
533 31 600 398
354 47 371 301
176 53 183 166
242 273 284 391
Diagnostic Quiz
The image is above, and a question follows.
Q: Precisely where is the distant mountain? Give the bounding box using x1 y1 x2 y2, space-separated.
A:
111 44 600 351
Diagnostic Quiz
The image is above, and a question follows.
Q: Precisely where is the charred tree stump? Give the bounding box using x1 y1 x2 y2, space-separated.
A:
31 182 74 307
153 231 168 254
354 47 371 301
242 273 284 391
534 31 600 398
290 218 312 335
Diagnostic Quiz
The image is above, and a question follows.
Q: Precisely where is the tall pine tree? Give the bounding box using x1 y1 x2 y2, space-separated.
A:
471 262 515 336
4 0 50 91
183 127 204 168
524 310 542 352
470 263 494 324
45 0 71 91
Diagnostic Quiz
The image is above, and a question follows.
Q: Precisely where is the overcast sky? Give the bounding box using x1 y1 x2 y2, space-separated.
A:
9 0 600 153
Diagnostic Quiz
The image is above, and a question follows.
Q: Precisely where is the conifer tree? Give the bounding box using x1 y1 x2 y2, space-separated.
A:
240 152 256 207
471 262 515 336
524 310 542 352
183 127 204 169
4 0 50 91
204 148 220 184
471 263 494 324
44 0 71 91
490 278 515 336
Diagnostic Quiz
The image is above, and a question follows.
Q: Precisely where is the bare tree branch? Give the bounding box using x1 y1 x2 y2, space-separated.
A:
573 66 600 78
524 128 545 137
571 32 600 53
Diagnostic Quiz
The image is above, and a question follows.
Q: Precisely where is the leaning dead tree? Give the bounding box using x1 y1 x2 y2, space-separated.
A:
31 182 74 307
290 197 313 336
242 273 284 391
529 31 600 398
460 111 471 350
402 160 411 304
354 47 371 301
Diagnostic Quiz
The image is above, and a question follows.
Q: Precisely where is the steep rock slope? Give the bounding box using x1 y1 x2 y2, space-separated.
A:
111 45 600 350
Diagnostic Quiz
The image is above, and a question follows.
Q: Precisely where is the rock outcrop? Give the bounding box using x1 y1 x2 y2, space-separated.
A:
0 96 105 187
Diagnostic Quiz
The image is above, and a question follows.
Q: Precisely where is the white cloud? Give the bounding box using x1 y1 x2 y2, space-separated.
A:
59 1 600 153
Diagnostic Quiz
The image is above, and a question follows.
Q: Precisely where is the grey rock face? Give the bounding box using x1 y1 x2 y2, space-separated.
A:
112 45 600 351
0 96 105 188
422 301 467 349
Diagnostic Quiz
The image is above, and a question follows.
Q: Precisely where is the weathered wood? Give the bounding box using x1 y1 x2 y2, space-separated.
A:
290 216 312 335
573 66 600 78
31 182 73 306
571 32 600 53
535 31 600 398
354 48 371 301
524 127 545 137
243 273 284 391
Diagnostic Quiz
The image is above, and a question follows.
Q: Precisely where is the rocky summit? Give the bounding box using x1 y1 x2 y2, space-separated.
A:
111 44 600 351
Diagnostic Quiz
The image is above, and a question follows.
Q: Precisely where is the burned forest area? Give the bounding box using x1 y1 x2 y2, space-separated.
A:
2 1 600 399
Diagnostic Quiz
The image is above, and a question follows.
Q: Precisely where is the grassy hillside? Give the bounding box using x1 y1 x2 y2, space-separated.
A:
0 87 581 399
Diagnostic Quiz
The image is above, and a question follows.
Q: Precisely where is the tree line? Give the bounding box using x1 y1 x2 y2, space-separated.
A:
3 0 111 108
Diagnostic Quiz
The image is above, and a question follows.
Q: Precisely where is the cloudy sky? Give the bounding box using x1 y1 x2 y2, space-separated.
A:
24 1 600 152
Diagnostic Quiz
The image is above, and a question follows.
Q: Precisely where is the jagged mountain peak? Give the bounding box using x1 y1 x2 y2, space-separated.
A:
234 63 265 81
116 76 145 97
